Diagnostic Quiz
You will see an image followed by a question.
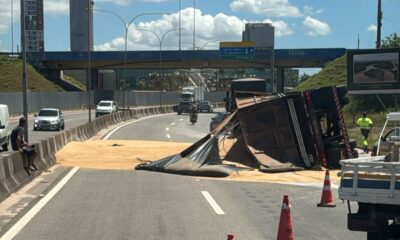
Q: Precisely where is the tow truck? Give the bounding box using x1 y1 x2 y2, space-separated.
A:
339 112 400 240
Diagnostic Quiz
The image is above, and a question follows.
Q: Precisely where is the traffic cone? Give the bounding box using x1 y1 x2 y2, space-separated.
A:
227 234 235 240
317 170 336 207
277 195 294 240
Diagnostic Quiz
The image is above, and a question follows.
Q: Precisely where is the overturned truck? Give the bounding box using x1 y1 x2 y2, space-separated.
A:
136 85 358 177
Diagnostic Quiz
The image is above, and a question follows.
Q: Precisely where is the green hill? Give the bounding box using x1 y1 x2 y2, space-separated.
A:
296 54 347 91
0 55 63 92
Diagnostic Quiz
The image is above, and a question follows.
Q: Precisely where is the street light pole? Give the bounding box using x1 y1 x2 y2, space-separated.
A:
87 0 93 122
193 0 196 51
179 0 181 51
11 0 14 54
93 10 169 111
136 28 182 107
20 0 29 141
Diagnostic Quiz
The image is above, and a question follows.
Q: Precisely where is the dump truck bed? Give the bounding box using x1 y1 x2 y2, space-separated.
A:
339 156 400 205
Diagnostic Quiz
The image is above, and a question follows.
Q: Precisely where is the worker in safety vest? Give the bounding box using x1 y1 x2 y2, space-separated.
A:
356 112 373 153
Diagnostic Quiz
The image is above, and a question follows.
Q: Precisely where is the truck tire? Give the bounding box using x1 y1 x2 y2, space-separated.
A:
2 142 8 151
177 111 182 115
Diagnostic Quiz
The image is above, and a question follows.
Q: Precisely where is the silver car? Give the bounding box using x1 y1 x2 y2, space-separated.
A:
33 108 65 131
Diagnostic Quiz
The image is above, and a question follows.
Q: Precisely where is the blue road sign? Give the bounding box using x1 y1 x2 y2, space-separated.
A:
219 47 255 60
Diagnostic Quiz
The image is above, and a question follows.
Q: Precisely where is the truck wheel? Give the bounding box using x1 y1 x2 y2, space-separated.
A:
177 111 182 115
2 142 8 151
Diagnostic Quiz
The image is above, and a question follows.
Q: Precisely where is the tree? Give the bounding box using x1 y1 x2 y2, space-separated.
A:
299 73 310 83
381 33 400 48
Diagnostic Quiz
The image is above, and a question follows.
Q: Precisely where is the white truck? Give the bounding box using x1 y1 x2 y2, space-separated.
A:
177 86 205 115
339 112 400 240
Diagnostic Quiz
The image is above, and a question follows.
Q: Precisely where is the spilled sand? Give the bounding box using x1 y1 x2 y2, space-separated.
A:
56 140 340 185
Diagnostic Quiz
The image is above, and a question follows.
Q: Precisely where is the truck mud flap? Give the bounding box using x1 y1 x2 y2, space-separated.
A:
348 213 379 232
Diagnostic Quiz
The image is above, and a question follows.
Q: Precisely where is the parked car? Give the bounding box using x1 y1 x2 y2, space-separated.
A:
0 104 11 151
372 127 400 156
197 101 214 113
96 100 117 117
210 112 229 132
34 108 65 131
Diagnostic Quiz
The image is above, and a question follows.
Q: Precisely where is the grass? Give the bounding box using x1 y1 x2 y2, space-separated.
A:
0 56 63 92
296 54 347 91
62 74 86 91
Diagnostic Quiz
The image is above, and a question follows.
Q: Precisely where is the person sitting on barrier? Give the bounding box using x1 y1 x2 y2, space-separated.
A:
356 112 373 154
11 117 38 174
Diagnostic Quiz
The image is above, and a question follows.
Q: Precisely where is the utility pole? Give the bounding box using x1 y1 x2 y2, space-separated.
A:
357 34 360 49
376 0 382 49
87 0 93 122
179 0 181 51
20 0 29 141
11 0 14 54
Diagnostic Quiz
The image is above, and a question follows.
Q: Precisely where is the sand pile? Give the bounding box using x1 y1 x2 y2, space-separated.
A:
56 140 339 185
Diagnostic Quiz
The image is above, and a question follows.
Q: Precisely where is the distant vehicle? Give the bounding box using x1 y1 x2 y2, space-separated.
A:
0 104 11 151
177 102 191 115
96 100 117 117
210 112 229 132
34 108 65 131
197 101 213 113
177 86 205 115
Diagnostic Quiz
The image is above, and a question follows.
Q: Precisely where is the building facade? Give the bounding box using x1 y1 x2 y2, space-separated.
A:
24 0 44 52
242 23 274 49
70 0 93 51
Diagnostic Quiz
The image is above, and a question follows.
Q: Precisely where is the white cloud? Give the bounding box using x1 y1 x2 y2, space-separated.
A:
367 24 377 32
303 16 330 36
230 0 301 17
44 0 69 16
0 0 20 35
303 5 323 15
94 8 293 51
264 19 293 37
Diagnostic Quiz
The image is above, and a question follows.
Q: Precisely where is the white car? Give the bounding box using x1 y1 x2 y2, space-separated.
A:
34 108 65 131
96 100 117 117
0 104 11 151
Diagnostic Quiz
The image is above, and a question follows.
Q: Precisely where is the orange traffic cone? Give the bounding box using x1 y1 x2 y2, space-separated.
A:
277 195 294 240
317 170 336 207
227 234 235 240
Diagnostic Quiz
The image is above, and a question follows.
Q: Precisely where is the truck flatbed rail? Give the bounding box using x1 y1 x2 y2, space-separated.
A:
339 156 400 205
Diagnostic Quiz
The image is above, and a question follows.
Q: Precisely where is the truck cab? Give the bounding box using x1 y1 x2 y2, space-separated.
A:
0 104 10 151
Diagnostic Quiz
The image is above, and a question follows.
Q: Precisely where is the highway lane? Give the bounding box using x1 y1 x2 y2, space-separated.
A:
0 110 94 154
2 111 365 239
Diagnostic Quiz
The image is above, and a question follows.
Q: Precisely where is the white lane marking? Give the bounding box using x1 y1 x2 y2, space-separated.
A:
201 191 225 215
179 119 183 122
166 134 171 139
165 127 169 131
0 167 79 240
103 113 173 140
171 122 176 126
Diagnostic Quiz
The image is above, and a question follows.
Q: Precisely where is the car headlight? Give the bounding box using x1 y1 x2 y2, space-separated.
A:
51 120 59 124
34 119 38 123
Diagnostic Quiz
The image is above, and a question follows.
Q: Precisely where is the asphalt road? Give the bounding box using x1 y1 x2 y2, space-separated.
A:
0 110 94 154
1 111 366 240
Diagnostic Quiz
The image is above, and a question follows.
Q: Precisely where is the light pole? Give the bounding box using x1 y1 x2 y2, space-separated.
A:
136 28 182 79
193 0 196 50
11 0 14 54
87 0 93 122
20 0 28 141
179 0 181 51
136 28 182 107
93 9 170 111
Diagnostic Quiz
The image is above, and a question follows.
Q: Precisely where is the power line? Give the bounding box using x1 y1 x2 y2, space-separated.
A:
383 17 400 24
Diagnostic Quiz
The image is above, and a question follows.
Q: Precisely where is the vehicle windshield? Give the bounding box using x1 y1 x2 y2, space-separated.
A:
99 102 112 107
38 110 58 117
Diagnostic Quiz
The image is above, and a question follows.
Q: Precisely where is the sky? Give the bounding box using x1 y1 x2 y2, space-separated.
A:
0 0 399 57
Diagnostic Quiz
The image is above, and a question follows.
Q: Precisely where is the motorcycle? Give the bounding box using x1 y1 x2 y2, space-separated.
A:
189 110 198 125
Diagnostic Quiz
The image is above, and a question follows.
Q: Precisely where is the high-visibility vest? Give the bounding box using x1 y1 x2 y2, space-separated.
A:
356 117 373 129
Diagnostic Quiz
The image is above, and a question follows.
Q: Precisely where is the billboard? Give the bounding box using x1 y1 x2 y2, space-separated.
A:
347 49 400 94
